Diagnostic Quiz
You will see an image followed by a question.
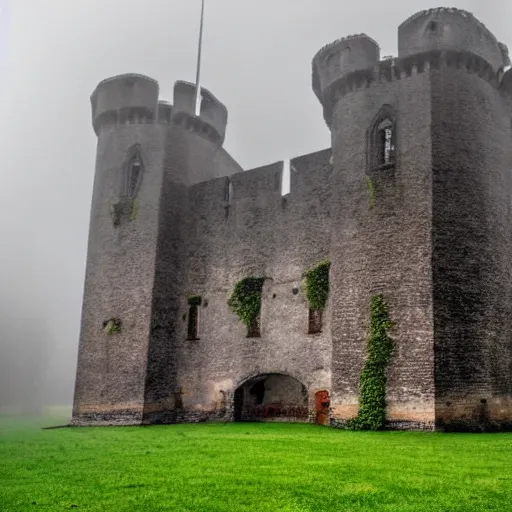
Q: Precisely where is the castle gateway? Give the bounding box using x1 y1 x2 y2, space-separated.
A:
72 8 512 431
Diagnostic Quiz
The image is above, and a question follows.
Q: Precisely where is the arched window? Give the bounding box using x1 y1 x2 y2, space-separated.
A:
124 145 144 198
368 106 396 170
377 118 395 166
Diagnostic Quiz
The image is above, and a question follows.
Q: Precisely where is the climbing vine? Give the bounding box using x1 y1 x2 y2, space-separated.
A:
366 175 375 210
110 198 139 226
303 260 331 311
227 277 265 328
103 318 122 336
347 294 394 431
188 296 202 307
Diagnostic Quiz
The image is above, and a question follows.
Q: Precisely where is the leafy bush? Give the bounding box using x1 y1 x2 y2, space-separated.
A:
303 260 331 311
228 278 265 328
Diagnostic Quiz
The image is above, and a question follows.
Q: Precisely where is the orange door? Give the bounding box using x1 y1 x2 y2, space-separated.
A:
315 390 330 425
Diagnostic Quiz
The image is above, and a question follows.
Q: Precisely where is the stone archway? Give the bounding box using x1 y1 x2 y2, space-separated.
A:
233 373 309 422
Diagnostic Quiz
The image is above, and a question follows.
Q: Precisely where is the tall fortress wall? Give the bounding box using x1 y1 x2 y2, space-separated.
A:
73 7 512 430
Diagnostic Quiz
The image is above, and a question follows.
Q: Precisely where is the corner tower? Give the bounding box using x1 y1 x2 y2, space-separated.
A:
314 32 436 429
72 74 240 425
314 8 512 430
406 9 512 428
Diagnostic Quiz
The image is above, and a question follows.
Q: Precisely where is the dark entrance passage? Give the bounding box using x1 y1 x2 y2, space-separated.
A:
233 373 309 422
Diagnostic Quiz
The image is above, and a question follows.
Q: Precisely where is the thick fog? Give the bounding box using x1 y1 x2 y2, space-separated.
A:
0 0 509 413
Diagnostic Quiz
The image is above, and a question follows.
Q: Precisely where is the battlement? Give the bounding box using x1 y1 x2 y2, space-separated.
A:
190 148 332 212
317 49 499 127
312 34 380 104
313 7 510 128
90 73 159 135
90 74 229 147
172 81 228 146
398 8 508 72
157 100 173 124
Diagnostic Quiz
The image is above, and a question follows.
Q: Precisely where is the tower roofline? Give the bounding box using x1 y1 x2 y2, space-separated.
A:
398 7 494 38
312 34 380 64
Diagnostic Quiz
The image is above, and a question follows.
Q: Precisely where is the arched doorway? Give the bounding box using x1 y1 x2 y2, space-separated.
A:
233 373 309 422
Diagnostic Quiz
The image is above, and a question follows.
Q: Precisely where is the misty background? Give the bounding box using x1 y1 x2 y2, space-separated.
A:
0 0 509 413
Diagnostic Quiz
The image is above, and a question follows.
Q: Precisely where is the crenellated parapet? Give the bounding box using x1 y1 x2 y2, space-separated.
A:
90 75 228 146
320 50 502 127
313 8 510 128
91 73 159 135
172 81 228 146
157 100 173 124
312 34 380 104
398 8 508 72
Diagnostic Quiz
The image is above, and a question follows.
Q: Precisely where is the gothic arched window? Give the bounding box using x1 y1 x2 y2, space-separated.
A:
368 107 396 170
124 144 144 198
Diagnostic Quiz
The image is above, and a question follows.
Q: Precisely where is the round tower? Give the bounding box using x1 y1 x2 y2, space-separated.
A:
312 34 380 127
314 9 512 431
91 73 159 135
73 70 242 426
73 73 172 426
313 27 437 429
398 8 508 72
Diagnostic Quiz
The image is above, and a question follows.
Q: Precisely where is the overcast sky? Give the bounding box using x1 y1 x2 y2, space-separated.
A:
0 0 510 409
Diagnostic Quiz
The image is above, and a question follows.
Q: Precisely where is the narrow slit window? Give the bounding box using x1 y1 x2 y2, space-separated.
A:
224 178 233 204
128 159 142 197
308 309 323 334
187 305 199 340
124 145 144 198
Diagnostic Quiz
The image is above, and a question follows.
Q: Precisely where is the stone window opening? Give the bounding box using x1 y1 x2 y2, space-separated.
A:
123 144 144 199
377 119 395 166
427 21 438 32
247 317 261 338
128 159 142 196
224 178 233 218
308 309 323 334
224 178 233 204
187 305 200 340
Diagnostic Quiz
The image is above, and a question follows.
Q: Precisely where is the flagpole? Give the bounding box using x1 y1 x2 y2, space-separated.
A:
194 0 205 115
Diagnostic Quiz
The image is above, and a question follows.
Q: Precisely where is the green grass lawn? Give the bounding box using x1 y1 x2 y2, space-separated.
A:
1 415 512 511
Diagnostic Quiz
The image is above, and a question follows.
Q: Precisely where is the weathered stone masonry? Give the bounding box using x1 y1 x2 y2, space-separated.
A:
72 7 512 430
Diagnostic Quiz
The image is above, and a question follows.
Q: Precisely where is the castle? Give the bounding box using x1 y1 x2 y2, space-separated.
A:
72 8 512 431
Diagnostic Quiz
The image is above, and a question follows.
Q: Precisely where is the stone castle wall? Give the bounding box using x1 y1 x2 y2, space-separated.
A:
74 7 512 430
160 149 333 423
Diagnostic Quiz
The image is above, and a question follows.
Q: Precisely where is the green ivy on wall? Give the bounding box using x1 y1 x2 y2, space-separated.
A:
303 260 331 311
103 318 122 336
347 294 394 431
188 296 202 307
110 198 139 227
227 277 265 328
366 175 375 210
